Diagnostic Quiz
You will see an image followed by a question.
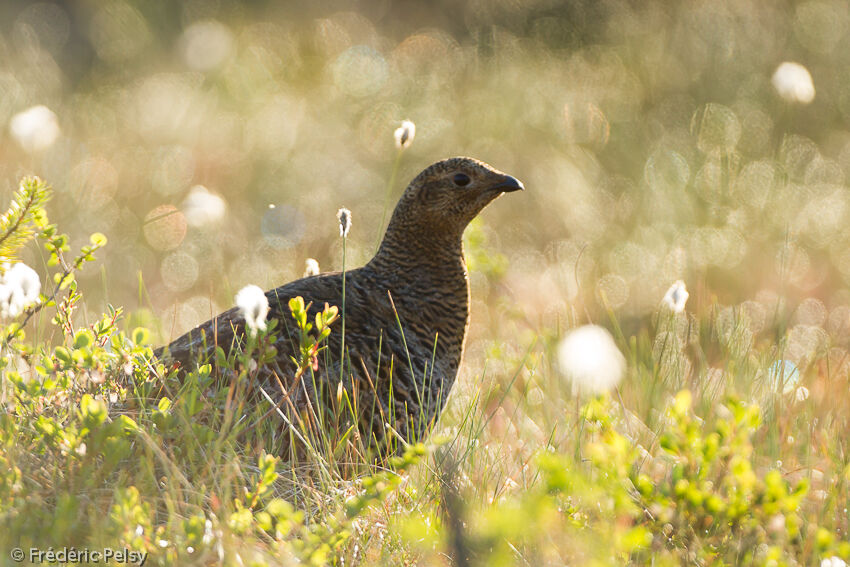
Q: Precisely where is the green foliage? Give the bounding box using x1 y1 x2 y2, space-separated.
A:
287 296 339 378
0 177 51 265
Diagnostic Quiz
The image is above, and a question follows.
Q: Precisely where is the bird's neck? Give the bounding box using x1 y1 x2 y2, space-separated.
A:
369 225 467 288
367 225 470 358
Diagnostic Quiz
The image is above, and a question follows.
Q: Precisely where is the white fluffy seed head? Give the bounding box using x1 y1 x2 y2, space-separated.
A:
772 62 815 104
0 262 41 319
337 208 352 238
9 105 60 152
662 280 689 313
235 284 269 336
557 324 626 395
394 120 415 149
304 258 320 277
182 185 226 227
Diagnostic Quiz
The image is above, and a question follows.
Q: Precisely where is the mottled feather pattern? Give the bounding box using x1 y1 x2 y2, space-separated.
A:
156 156 523 452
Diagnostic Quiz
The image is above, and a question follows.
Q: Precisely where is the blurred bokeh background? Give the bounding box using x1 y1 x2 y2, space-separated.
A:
2 0 850 385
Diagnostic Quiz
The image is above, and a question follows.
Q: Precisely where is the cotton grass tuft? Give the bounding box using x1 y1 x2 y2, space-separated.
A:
0 262 41 319
394 120 415 149
235 284 269 336
662 280 689 313
337 208 352 238
304 258 320 277
557 324 625 395
9 105 60 152
772 62 815 104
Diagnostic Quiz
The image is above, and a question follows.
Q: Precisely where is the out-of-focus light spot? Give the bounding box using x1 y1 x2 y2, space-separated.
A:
794 297 827 327
14 3 71 53
135 75 205 142
161 301 200 337
69 157 119 209
733 160 779 210
797 189 846 247
738 106 773 155
804 156 843 185
645 149 690 192
794 2 847 55
776 242 810 287
182 296 220 328
596 273 629 309
179 20 234 71
227 254 274 291
780 134 819 182
563 101 610 148
716 306 754 352
829 306 850 339
393 31 458 74
90 2 152 63
9 105 59 152
692 103 741 155
610 242 658 279
694 159 722 203
152 146 195 196
247 95 302 155
786 325 829 367
332 45 388 97
182 185 226 227
160 251 199 292
772 62 815 104
143 205 187 251
261 204 305 249
740 300 767 334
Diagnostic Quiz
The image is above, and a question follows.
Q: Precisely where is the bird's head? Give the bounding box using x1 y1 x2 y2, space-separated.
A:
391 156 524 239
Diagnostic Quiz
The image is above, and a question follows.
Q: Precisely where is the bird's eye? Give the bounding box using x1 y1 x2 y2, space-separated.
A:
453 173 471 187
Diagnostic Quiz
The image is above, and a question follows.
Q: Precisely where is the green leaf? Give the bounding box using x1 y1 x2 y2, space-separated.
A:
73 329 94 349
131 327 150 345
54 346 72 365
90 232 107 247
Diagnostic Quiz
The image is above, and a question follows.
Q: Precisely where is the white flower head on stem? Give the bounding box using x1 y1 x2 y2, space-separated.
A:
182 185 226 227
662 280 689 313
557 324 626 395
9 105 60 152
337 208 351 238
304 258 320 277
235 284 269 336
394 120 415 150
772 62 815 104
0 262 41 319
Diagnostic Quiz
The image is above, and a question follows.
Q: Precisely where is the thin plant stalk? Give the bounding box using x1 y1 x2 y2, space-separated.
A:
340 233 347 386
374 150 403 253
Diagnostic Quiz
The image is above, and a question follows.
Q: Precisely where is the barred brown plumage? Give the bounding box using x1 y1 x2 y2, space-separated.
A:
155 156 523 456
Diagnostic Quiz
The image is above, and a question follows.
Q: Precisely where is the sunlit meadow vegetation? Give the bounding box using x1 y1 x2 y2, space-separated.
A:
3 1 850 565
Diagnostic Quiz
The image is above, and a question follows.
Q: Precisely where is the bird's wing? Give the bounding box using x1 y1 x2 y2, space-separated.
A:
156 273 347 371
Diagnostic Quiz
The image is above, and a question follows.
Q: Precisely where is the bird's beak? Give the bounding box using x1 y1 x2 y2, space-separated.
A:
490 175 524 193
